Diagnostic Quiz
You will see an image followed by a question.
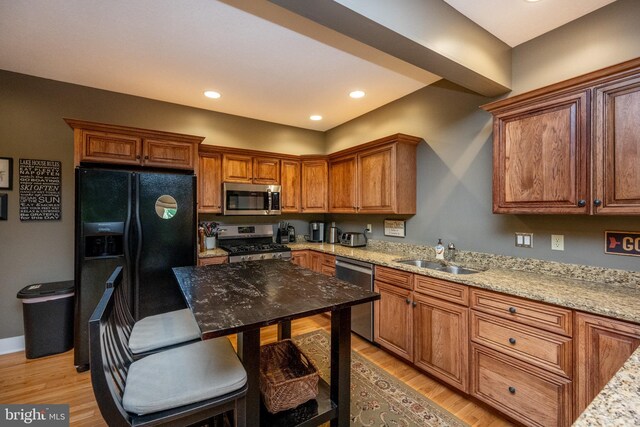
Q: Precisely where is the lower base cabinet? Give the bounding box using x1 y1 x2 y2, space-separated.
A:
374 280 413 362
574 312 640 418
414 294 469 392
291 250 309 268
198 256 228 266
471 344 573 427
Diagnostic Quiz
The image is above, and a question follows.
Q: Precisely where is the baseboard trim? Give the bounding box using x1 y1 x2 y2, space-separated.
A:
0 335 25 355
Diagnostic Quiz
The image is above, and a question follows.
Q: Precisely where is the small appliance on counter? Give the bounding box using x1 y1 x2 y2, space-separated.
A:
305 221 325 242
340 232 367 247
287 225 296 243
325 222 342 244
276 221 292 243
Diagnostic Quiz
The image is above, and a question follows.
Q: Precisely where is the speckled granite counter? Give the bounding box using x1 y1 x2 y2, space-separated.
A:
288 242 639 323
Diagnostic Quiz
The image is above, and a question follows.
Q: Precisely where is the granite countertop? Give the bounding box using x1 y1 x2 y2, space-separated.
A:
173 260 379 339
287 242 639 324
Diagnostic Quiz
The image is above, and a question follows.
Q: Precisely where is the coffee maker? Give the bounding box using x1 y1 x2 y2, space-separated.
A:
305 221 325 242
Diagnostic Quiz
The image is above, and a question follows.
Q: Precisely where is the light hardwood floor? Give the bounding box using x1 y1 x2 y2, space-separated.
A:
0 315 513 426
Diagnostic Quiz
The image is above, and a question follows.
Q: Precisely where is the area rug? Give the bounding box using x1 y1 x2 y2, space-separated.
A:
293 330 469 427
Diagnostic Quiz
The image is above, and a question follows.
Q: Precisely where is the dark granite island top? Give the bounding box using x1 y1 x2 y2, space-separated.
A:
172 259 380 427
173 259 379 339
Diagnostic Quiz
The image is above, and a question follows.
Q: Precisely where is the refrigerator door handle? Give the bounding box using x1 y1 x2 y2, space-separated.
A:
123 174 132 281
134 173 143 320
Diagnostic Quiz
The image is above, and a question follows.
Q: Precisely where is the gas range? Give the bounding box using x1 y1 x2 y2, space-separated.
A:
217 224 292 263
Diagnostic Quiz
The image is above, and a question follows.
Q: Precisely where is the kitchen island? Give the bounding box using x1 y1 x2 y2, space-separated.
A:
172 259 380 427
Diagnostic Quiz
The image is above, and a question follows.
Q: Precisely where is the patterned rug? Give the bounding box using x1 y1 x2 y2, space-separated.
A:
293 330 469 427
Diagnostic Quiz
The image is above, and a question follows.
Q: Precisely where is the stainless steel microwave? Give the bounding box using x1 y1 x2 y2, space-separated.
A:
222 183 281 215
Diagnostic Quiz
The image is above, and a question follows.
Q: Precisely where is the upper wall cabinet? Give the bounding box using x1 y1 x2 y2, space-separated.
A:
329 134 420 214
198 151 222 213
65 119 203 170
483 58 640 215
281 159 301 213
301 159 328 213
222 154 280 184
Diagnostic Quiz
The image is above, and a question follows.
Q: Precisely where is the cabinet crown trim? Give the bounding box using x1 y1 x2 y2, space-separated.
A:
64 118 205 144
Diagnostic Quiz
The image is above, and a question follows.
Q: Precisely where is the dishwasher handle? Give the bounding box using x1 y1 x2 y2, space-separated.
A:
335 259 373 275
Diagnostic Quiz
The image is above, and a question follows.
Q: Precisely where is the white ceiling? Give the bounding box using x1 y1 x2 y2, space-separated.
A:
0 0 619 131
443 0 618 47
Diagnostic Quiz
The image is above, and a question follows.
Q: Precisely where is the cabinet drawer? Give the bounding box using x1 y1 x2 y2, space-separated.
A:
414 275 468 306
198 256 228 266
471 344 572 427
471 311 572 378
470 289 572 336
375 266 413 289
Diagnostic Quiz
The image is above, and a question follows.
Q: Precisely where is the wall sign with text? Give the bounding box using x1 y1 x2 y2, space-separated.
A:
605 231 640 257
19 159 62 221
384 220 406 237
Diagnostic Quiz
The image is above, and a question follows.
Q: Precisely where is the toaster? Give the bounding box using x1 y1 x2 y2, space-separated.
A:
339 232 367 247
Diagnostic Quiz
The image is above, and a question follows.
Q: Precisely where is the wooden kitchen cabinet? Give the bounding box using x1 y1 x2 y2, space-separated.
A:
308 251 335 276
280 160 301 212
374 280 413 362
198 256 228 266
290 250 309 268
414 293 469 392
593 73 640 214
252 156 280 184
328 155 357 213
301 159 328 213
222 153 253 183
574 312 640 417
328 134 420 214
65 119 203 170
486 90 590 214
198 151 222 213
483 58 640 215
471 344 573 427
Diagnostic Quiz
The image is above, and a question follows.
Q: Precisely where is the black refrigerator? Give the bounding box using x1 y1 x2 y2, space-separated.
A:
74 168 196 370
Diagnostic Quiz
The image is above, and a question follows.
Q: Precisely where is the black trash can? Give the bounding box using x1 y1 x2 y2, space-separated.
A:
17 280 74 359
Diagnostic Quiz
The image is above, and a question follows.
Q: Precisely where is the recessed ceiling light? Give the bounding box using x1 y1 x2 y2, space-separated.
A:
349 90 365 99
309 115 322 121
204 90 221 99
524 0 541 2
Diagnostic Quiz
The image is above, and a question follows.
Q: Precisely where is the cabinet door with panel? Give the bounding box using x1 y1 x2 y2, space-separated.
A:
414 293 469 392
252 156 280 184
329 155 358 213
301 159 328 213
291 250 309 269
198 256 228 266
80 130 142 166
593 74 640 214
374 280 413 362
281 160 301 212
574 312 640 417
222 154 253 183
490 91 590 214
357 145 396 213
143 138 195 170
308 251 325 273
198 152 222 213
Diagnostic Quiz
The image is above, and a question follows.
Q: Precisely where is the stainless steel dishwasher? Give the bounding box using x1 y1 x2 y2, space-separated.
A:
335 256 374 342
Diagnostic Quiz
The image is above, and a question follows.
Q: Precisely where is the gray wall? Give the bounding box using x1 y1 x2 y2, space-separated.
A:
0 70 323 339
325 0 640 272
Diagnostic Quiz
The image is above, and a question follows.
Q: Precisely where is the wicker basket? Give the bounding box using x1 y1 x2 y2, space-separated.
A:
259 339 320 413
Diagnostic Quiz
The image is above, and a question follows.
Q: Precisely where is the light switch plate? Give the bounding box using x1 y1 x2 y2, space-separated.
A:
515 232 533 248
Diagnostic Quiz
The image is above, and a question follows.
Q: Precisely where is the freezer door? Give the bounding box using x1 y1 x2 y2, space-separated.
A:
135 172 196 319
75 168 132 369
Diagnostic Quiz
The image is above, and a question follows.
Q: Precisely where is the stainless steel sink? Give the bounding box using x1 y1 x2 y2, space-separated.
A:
395 259 446 269
394 259 483 275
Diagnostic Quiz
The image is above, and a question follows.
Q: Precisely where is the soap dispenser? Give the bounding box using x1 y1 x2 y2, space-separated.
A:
435 238 445 260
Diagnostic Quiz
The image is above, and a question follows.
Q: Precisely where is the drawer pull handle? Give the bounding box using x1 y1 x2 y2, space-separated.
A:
508 306 517 314
508 386 516 394
509 337 516 345
406 298 411 304
412 301 417 308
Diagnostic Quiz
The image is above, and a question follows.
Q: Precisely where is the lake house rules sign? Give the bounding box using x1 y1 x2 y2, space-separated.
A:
19 159 62 221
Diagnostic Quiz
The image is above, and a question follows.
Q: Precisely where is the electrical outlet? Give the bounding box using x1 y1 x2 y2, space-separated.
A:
366 224 372 232
551 234 564 251
515 232 533 248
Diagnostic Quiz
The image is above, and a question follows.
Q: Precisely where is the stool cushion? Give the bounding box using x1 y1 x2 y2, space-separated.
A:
128 308 200 354
122 337 247 415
